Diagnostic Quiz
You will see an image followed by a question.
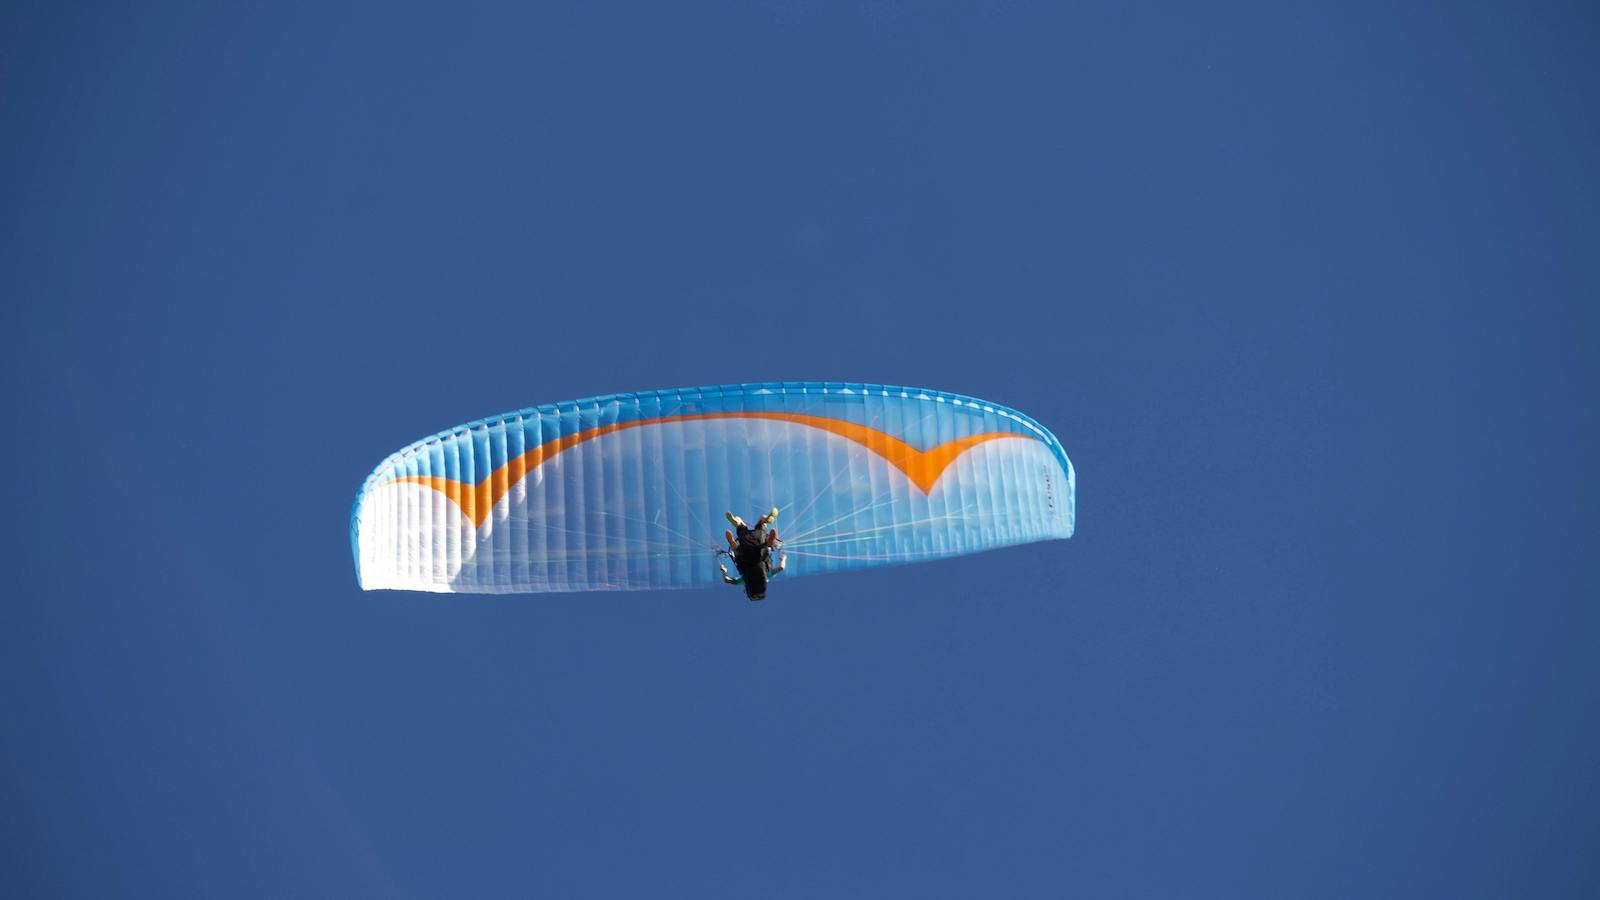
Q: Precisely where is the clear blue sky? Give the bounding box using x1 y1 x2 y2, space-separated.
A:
4 2 1596 897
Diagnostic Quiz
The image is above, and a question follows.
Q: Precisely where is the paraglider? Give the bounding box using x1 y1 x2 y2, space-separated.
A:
350 382 1074 594
719 508 786 601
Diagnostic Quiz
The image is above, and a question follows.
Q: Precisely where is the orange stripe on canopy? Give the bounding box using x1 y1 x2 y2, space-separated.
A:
386 411 1033 527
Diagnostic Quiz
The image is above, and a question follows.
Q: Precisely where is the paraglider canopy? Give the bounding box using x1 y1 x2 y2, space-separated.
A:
351 382 1073 593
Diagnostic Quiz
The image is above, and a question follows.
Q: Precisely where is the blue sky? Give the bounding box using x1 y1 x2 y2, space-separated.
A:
4 2 1597 897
